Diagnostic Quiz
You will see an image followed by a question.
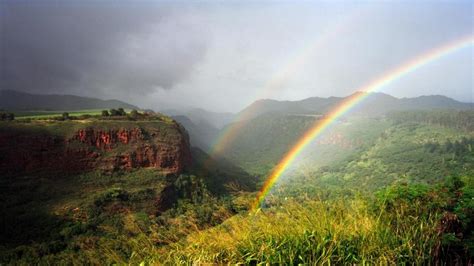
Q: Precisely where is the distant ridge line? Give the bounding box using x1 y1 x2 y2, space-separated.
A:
0 90 139 111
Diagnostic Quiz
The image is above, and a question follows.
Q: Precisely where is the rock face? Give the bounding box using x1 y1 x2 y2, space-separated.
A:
71 128 145 150
0 122 191 175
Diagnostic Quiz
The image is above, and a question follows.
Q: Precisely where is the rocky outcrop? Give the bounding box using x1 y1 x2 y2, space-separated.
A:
71 128 145 150
0 122 191 175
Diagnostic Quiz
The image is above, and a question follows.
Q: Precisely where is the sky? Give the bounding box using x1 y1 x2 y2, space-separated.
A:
1 0 472 112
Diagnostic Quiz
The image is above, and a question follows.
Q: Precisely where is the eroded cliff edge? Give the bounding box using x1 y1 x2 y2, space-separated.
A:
0 119 191 175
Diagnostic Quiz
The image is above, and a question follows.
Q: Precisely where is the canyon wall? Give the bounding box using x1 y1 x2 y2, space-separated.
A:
0 122 191 175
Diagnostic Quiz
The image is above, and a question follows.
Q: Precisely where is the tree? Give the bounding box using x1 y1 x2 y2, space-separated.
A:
0 112 14 121
62 112 70 120
101 110 110 117
110 108 126 116
109 109 119 116
130 109 139 119
445 140 454 152
118 108 126 116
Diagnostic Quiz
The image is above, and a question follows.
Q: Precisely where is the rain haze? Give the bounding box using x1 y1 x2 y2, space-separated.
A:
1 0 472 112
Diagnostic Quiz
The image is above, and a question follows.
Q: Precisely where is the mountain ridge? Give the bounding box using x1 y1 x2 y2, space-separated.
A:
162 107 235 129
172 115 219 151
0 90 138 111
237 92 473 121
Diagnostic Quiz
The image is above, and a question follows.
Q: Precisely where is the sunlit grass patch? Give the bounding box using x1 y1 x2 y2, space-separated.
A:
153 197 440 264
14 109 107 119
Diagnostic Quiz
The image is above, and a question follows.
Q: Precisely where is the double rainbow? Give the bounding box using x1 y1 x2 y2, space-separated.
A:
252 35 474 210
208 8 368 158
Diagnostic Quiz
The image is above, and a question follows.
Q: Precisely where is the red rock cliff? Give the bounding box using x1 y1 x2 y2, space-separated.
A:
0 122 191 175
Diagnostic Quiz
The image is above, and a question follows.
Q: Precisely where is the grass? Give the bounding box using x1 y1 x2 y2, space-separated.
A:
0 170 247 265
1 111 472 264
0 169 171 260
1 116 178 139
14 109 107 119
127 175 472 265
124 197 441 264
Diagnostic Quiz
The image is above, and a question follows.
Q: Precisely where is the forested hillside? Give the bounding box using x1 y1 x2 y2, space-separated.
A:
0 111 256 264
237 92 473 121
162 108 235 129
218 113 390 175
172 115 219 151
1 109 472 264
2 1 471 264
131 110 473 264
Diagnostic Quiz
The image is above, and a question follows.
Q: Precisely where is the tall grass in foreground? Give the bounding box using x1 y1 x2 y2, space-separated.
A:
95 177 471 264
122 198 440 265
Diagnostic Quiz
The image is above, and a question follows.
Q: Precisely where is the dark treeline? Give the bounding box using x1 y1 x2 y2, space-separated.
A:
424 137 473 156
387 110 474 131
0 112 15 121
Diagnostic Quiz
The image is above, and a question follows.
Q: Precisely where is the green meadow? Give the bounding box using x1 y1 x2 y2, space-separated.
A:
14 109 105 119
13 109 141 120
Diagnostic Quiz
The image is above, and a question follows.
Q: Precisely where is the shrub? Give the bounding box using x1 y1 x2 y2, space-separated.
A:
109 109 119 116
118 108 126 116
94 188 129 207
129 109 140 119
110 108 126 116
62 112 70 120
0 112 15 121
77 114 92 120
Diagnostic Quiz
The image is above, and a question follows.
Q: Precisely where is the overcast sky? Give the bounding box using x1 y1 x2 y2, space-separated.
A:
1 1 472 112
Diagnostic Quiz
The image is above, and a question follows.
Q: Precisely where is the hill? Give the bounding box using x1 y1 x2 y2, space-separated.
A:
0 90 138 111
238 92 473 121
1 109 472 264
132 110 474 264
217 113 390 175
162 107 235 129
172 115 219 151
0 112 257 264
0 116 191 175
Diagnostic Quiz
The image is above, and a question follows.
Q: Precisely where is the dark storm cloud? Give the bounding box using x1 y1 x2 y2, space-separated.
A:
0 1 207 97
0 1 471 111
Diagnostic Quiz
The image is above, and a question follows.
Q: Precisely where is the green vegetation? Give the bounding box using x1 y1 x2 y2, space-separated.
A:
101 109 110 117
11 108 178 127
172 115 220 151
280 122 474 197
0 168 253 264
388 109 474 131
0 116 177 140
236 93 473 121
13 109 106 119
144 176 471 264
109 108 127 116
0 111 15 121
135 111 471 264
220 114 389 175
0 169 164 263
0 110 473 264
220 114 319 174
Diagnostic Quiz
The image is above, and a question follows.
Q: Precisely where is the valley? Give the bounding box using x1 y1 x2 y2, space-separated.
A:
0 94 472 264
1 2 472 263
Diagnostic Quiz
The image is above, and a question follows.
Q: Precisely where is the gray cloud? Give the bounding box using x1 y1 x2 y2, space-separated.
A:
0 1 472 112
0 1 208 98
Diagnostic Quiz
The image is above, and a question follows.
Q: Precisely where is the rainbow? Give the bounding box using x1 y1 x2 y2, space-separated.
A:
208 8 369 158
252 35 474 210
